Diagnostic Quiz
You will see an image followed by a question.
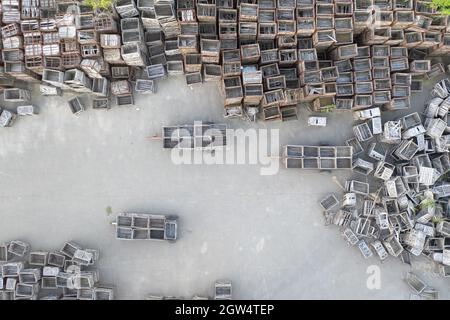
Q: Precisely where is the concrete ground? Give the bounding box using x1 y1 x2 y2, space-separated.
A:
1 74 450 299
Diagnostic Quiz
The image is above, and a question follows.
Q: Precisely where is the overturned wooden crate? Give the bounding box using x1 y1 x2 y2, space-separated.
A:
135 79 156 94
224 103 243 119
121 43 148 66
147 64 167 80
319 194 340 211
116 94 134 106
167 61 185 75
112 67 132 80
111 80 132 96
93 98 110 110
353 123 373 142
80 59 102 79
261 105 282 121
4 88 31 102
91 77 109 97
68 97 86 115
17 105 39 116
214 280 232 300
42 69 65 87
186 72 203 86
64 69 92 93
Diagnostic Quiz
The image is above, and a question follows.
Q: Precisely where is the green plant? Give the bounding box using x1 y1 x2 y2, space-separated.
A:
432 215 445 225
431 0 450 15
319 104 336 113
419 198 436 210
84 0 114 11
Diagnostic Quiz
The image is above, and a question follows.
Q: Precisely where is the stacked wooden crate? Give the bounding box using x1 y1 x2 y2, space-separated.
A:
1 1 39 82
214 0 450 120
177 0 200 84
97 14 122 71
1 0 450 118
111 79 134 106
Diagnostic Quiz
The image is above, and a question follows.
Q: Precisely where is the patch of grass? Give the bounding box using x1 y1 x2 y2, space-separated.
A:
432 215 445 225
419 198 436 210
319 104 336 113
431 0 450 15
84 0 114 11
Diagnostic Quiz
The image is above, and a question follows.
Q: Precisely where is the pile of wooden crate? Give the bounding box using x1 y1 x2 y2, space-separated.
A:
0 1 128 107
0 0 450 119
209 0 450 120
156 0 450 121
0 239 114 300
315 78 450 286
